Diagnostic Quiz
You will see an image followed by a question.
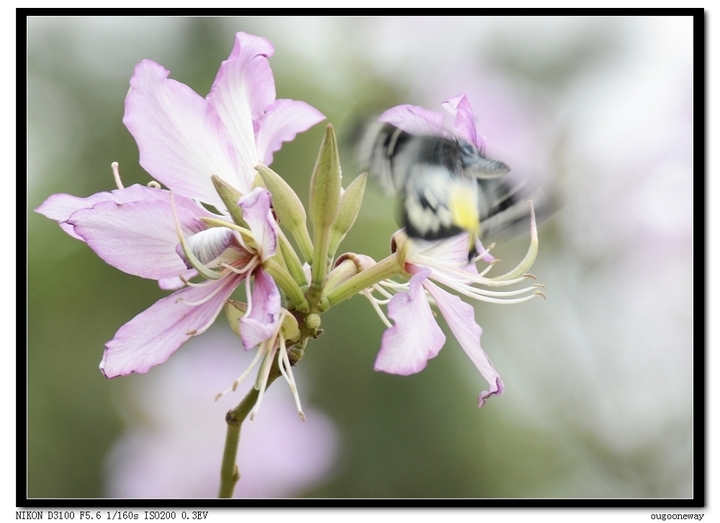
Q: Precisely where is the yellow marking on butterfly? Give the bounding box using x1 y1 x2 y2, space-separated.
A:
449 183 481 250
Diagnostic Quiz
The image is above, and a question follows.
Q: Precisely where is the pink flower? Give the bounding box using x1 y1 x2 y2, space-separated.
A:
378 94 512 262
367 231 540 408
123 32 324 209
362 94 543 406
35 32 324 378
380 93 487 155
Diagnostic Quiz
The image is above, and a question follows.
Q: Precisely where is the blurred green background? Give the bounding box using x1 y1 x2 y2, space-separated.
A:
27 16 694 498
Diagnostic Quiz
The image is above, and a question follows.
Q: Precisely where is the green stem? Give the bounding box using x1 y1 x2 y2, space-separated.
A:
324 252 404 306
218 365 282 498
310 226 332 287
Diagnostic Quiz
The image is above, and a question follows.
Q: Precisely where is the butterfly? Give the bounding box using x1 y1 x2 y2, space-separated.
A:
358 122 536 254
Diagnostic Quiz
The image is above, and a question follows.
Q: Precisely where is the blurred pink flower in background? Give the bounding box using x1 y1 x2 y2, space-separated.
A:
104 329 339 498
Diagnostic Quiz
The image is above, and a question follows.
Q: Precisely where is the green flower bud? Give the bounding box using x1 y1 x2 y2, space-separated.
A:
324 256 360 295
308 124 342 286
256 165 314 262
281 313 301 342
211 175 246 227
304 313 321 330
328 172 367 258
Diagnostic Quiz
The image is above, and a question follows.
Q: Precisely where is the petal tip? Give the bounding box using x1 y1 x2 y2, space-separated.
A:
477 377 505 408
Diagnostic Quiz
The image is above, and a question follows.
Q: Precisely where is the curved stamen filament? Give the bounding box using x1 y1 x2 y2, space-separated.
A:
377 280 410 292
218 256 259 275
214 347 265 401
361 289 393 328
436 275 540 304
250 338 279 421
111 162 124 190
471 242 495 264
414 254 530 288
430 271 540 299
432 273 539 304
243 276 254 317
175 276 235 307
370 283 395 300
277 334 305 420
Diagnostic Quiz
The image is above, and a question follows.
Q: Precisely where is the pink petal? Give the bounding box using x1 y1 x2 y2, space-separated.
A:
255 99 325 166
474 238 495 264
180 228 237 267
379 104 447 137
442 94 487 154
159 273 197 290
240 269 281 350
100 275 242 377
374 268 446 375
68 192 212 281
35 184 164 240
212 32 277 119
423 278 504 407
414 234 472 267
123 59 245 207
207 33 276 186
239 188 277 261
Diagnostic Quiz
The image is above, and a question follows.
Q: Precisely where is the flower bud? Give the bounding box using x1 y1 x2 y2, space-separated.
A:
308 124 342 286
328 172 367 258
256 165 314 262
280 312 301 343
211 175 245 227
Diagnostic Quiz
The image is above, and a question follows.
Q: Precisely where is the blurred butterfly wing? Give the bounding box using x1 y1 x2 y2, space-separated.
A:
357 123 410 196
401 163 471 240
358 121 547 242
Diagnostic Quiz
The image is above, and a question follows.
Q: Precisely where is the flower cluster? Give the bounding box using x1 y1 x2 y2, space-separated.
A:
37 33 325 419
36 31 544 497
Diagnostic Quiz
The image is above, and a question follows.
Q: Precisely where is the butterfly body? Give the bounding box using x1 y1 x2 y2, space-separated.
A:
359 123 526 247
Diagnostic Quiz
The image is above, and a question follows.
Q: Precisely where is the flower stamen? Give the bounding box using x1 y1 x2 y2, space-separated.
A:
111 162 124 190
361 289 393 328
244 276 254 317
175 276 235 307
277 333 306 421
214 345 265 401
250 339 279 421
218 256 259 275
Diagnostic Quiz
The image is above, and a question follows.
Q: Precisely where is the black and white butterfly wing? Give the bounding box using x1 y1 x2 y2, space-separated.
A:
358 122 540 243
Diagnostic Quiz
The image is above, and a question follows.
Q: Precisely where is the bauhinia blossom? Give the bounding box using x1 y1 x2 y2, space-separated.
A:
358 94 544 407
364 226 542 407
35 32 324 385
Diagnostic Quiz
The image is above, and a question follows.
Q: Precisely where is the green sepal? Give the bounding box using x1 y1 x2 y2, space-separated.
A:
211 175 246 227
280 313 301 343
308 124 342 285
328 172 367 258
256 165 314 262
